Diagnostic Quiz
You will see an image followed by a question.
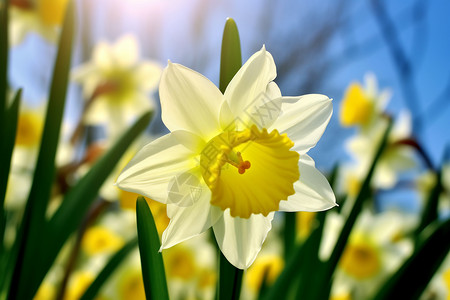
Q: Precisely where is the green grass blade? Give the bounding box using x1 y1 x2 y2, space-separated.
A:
7 2 75 298
261 213 324 300
323 119 392 273
373 218 450 300
219 18 242 94
216 252 244 300
80 237 138 300
136 197 169 300
38 111 152 293
215 18 244 300
283 212 296 259
0 89 21 248
415 170 442 235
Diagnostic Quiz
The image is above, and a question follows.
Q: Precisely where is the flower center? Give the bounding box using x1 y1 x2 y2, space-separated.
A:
340 83 374 127
16 111 43 147
37 0 69 26
200 125 300 219
340 240 381 280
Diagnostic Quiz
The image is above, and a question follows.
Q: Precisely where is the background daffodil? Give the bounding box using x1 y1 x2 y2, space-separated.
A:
116 46 336 269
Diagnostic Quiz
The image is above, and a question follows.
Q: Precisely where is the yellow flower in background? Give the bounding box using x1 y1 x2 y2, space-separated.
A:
340 83 374 127
164 245 197 280
345 110 416 189
64 271 95 300
323 210 416 299
118 269 146 300
33 282 55 300
9 0 69 46
296 211 316 240
82 226 124 256
339 73 391 130
15 110 43 147
116 46 336 268
245 254 284 293
72 34 162 137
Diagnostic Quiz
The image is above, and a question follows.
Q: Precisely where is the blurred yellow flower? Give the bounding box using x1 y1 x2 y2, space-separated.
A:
82 226 124 256
164 245 197 280
246 254 284 292
339 73 391 131
117 46 336 268
296 211 316 240
340 234 381 280
9 0 69 45
64 271 95 300
118 269 146 300
33 282 55 300
15 110 43 148
340 83 374 127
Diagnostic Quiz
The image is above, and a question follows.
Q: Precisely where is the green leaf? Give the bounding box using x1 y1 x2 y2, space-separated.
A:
0 89 21 248
39 111 152 293
80 237 139 300
216 252 244 300
261 212 325 300
215 18 244 300
283 212 296 259
219 18 242 94
373 218 450 300
415 169 442 235
324 120 392 268
136 197 169 300
8 1 75 298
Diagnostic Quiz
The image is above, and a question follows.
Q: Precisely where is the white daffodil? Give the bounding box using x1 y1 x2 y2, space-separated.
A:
345 110 416 189
324 210 416 300
116 47 336 268
8 0 69 46
72 34 162 138
339 73 391 132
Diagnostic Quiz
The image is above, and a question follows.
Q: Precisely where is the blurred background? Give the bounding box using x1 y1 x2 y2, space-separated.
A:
9 0 450 169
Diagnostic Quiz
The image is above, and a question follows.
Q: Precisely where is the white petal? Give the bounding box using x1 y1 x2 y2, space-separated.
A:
135 61 162 91
224 46 277 124
160 62 223 140
93 41 114 70
171 130 206 153
271 94 332 154
113 34 139 68
161 187 216 249
116 133 197 203
279 155 336 212
213 210 274 269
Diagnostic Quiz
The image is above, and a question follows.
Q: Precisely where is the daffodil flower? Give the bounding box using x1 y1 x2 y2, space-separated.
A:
9 0 69 46
72 34 162 137
116 47 336 268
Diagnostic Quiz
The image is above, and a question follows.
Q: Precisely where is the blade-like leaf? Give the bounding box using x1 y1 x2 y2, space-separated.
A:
216 252 244 300
215 18 244 300
38 111 152 293
414 169 442 235
261 213 324 300
322 119 393 276
219 18 242 94
136 197 169 300
80 237 138 300
283 212 296 259
373 218 450 300
0 89 21 247
8 2 75 298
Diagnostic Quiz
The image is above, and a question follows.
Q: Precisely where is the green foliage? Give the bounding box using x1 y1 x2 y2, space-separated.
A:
136 197 169 300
